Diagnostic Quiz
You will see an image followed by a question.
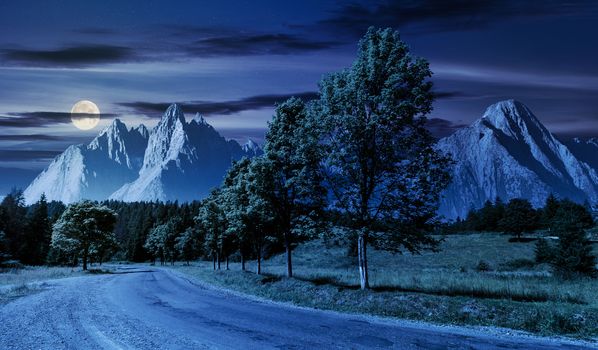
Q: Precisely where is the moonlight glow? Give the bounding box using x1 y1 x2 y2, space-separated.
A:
70 100 100 130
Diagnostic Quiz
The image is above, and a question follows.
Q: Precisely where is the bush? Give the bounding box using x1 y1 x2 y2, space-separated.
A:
476 260 492 272
534 239 555 264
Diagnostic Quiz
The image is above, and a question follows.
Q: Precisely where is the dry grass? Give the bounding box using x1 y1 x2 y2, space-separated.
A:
170 233 598 338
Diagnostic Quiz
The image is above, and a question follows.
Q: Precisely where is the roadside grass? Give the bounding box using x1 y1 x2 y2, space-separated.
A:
0 266 85 287
0 266 99 304
170 233 598 338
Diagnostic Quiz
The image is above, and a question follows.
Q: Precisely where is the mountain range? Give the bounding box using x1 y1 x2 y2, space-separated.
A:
23 104 261 205
23 100 598 220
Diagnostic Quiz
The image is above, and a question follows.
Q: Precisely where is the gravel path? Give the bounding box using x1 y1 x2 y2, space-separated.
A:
0 266 595 349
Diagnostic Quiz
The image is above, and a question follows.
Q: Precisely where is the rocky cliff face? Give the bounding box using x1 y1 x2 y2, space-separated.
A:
437 100 598 219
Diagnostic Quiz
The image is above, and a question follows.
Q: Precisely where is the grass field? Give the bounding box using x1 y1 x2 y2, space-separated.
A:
0 266 85 304
171 233 598 338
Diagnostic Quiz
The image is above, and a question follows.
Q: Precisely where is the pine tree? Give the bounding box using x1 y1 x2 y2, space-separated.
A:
21 194 51 265
1 189 27 260
318 27 451 289
542 194 560 229
550 200 596 278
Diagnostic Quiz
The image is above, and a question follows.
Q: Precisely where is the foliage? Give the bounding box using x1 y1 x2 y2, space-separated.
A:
220 157 278 273
550 200 596 278
317 27 451 288
144 217 182 265
257 97 326 277
195 190 229 269
51 200 117 270
499 198 538 239
175 227 201 264
20 194 52 265
534 238 555 264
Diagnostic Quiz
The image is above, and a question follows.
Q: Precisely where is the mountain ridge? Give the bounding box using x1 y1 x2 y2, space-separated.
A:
24 104 261 204
437 99 598 219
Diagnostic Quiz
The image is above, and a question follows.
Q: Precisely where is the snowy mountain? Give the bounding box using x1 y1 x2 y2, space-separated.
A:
109 104 258 202
24 119 148 204
24 105 262 204
437 100 598 220
241 139 263 157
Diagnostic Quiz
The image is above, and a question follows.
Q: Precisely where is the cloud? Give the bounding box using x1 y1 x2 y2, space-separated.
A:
425 117 466 138
0 150 61 161
433 90 469 99
315 0 598 36
72 27 118 35
0 134 62 141
1 45 137 67
0 111 118 128
186 34 337 57
119 92 319 116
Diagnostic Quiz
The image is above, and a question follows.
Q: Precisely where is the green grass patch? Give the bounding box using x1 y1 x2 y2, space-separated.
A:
168 233 598 338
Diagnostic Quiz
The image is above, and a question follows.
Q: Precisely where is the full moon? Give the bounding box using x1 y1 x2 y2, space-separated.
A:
71 100 100 130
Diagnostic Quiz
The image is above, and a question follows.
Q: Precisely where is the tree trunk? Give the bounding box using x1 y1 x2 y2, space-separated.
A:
357 233 369 290
241 254 245 271
225 256 229 270
82 250 88 271
212 254 216 270
217 252 221 270
285 233 293 278
256 248 262 275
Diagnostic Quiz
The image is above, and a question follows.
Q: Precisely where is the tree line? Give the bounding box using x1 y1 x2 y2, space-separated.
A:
1 28 453 289
446 194 596 278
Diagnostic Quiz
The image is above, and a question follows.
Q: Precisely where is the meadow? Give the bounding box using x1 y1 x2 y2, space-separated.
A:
171 233 598 338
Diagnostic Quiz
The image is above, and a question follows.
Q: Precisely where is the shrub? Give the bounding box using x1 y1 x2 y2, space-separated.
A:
534 239 555 264
476 260 492 272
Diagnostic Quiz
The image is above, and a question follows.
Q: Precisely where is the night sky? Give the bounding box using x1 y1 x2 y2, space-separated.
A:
1 0 598 192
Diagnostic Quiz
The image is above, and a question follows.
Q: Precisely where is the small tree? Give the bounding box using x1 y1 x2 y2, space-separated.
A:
221 158 277 273
499 198 537 241
541 194 560 230
318 27 451 289
550 200 596 278
196 191 227 270
534 238 555 264
144 217 181 265
175 227 200 265
51 201 117 270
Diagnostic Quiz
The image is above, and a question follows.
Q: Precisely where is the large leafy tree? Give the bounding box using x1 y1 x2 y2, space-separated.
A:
258 97 326 277
318 27 451 289
51 201 117 270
